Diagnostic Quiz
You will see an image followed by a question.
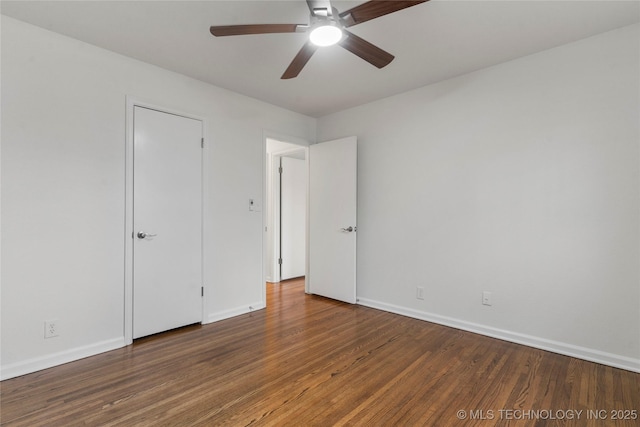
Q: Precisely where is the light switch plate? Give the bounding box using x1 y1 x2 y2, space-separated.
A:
482 291 492 306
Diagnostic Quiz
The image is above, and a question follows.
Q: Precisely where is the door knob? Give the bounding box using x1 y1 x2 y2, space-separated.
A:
137 231 157 239
341 226 356 233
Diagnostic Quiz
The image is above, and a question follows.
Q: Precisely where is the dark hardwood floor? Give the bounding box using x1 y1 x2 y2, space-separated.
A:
1 278 638 426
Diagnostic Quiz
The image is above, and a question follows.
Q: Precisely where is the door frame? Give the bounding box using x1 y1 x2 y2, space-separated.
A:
270 148 306 283
263 132 310 299
124 97 207 345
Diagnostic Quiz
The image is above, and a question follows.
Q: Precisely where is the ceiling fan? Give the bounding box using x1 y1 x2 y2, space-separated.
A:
209 0 428 79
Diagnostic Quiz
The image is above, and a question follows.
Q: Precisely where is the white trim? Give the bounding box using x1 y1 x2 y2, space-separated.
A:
357 297 640 373
263 130 310 148
269 152 281 283
0 338 125 381
304 151 310 295
205 302 266 324
125 96 207 345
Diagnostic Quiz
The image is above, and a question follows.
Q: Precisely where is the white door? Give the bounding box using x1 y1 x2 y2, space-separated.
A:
308 136 357 303
133 106 202 339
280 156 306 280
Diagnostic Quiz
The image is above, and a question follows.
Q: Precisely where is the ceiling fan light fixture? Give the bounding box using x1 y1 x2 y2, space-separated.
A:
209 0 429 78
309 23 343 47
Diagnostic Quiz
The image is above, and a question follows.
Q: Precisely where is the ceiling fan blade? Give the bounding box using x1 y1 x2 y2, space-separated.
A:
339 0 428 27
306 0 333 16
281 41 319 79
339 30 394 69
210 24 300 37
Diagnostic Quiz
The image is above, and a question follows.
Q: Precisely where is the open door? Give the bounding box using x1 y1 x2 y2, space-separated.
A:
308 136 357 303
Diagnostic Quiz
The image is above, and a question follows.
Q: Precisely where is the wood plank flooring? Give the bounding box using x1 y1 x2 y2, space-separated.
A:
1 278 638 426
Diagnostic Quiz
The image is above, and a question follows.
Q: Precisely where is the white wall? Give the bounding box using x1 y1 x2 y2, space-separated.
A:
318 24 640 371
2 15 638 379
0 16 315 379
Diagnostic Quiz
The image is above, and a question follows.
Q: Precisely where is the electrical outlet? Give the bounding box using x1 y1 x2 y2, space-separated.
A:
416 287 424 300
482 291 492 306
44 320 59 338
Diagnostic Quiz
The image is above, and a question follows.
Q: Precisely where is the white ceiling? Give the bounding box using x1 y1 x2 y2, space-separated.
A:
2 1 638 117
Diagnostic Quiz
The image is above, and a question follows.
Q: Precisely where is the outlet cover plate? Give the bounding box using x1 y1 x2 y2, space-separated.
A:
482 291 492 306
44 320 59 338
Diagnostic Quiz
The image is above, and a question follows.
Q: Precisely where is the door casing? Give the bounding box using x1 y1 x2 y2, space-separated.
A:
263 133 310 295
266 144 307 283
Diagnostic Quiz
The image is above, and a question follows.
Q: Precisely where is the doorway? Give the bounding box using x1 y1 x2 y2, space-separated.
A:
263 135 358 305
265 138 308 285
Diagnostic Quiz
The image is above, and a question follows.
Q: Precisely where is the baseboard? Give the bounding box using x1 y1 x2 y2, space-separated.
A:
357 297 640 373
1 337 126 381
205 301 266 324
